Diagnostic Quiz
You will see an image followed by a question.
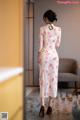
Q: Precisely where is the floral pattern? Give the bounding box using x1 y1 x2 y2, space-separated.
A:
38 24 61 98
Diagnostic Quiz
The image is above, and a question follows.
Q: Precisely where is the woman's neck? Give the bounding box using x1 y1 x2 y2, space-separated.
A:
47 22 53 24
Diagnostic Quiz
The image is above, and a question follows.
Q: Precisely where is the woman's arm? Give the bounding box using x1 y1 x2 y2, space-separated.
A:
55 27 61 48
38 27 44 64
38 27 44 53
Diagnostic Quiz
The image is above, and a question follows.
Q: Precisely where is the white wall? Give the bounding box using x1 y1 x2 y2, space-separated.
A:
34 0 80 85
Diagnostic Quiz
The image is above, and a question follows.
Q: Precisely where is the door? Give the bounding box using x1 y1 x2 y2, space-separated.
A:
24 0 34 86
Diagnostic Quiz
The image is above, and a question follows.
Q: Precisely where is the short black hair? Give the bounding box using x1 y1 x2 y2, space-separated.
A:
43 10 57 22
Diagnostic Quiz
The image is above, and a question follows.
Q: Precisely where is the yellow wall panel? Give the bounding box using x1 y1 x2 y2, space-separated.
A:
0 74 23 120
0 0 23 67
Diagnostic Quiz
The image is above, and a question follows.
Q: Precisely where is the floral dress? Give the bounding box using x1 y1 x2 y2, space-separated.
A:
38 24 61 98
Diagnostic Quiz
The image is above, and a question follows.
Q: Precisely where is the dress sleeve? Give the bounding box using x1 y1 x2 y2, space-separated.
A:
38 27 44 52
55 27 61 48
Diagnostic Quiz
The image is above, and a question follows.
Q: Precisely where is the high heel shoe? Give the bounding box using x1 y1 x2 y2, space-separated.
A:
39 105 45 117
46 106 52 115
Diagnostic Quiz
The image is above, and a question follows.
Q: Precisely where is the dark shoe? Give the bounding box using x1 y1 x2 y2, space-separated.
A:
46 106 52 115
39 106 45 117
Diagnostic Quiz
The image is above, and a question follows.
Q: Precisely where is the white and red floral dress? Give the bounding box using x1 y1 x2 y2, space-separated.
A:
38 24 61 98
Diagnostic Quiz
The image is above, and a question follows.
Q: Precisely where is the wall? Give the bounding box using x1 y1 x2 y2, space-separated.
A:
34 0 80 85
0 75 23 120
0 0 23 67
0 0 24 119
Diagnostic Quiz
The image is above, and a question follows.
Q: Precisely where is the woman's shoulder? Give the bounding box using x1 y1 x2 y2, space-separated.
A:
40 25 47 33
40 25 61 29
40 25 47 30
40 25 61 33
54 25 61 31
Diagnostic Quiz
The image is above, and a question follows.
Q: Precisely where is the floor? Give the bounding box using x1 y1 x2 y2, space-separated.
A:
25 87 80 120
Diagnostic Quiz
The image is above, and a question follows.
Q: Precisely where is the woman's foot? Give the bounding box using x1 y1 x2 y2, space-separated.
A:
46 106 52 115
39 105 45 117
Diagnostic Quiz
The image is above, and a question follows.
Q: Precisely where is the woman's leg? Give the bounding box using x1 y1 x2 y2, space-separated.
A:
41 97 45 106
39 97 45 117
48 96 54 107
46 96 53 115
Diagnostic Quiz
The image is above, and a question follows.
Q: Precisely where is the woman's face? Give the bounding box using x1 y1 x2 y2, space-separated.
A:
43 17 49 24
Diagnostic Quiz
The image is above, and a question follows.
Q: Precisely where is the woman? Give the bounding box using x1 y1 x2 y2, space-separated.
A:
38 10 61 117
